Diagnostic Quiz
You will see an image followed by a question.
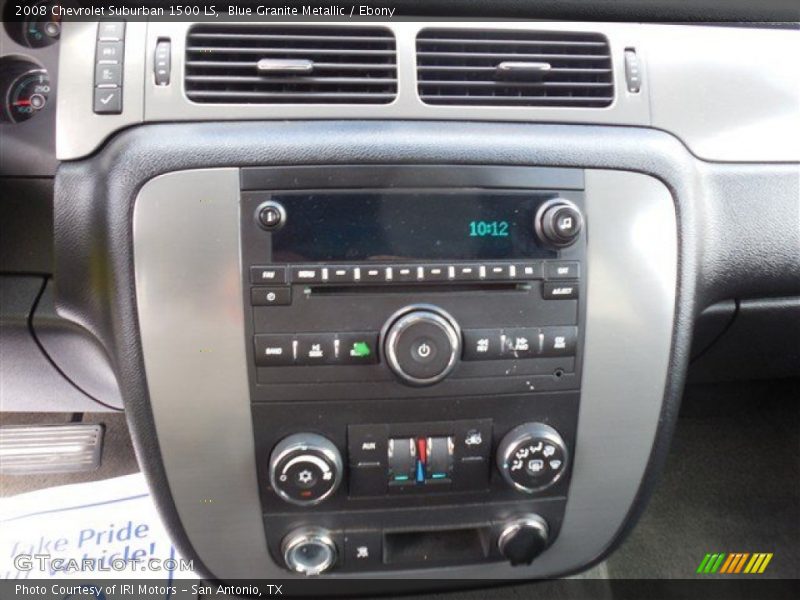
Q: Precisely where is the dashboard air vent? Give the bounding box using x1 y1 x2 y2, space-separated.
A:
185 25 397 104
417 29 614 107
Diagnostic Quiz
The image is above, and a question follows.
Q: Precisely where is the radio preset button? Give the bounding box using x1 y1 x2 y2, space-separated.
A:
327 266 354 283
485 264 512 280
361 267 384 283
422 265 448 282
251 286 291 306
516 262 544 280
394 266 416 282
545 261 580 280
453 264 481 281
543 281 579 300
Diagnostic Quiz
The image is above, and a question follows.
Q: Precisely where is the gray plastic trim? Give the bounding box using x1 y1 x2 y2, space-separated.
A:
644 24 800 163
57 21 800 162
56 21 146 160
133 167 675 579
59 21 650 160
134 169 270 578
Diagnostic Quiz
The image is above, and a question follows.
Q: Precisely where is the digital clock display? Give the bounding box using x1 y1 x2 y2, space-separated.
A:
271 191 558 262
469 220 510 238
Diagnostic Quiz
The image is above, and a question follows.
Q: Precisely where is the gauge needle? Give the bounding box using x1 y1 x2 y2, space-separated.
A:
13 100 31 106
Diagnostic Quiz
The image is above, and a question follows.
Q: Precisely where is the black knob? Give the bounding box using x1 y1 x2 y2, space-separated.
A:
497 423 568 493
383 306 461 386
255 200 286 231
535 199 583 248
269 433 343 506
498 515 549 566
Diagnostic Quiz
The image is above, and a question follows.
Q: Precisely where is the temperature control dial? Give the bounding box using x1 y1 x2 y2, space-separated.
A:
497 423 568 493
269 433 343 506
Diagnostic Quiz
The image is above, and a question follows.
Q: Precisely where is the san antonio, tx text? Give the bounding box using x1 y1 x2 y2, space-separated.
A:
16 583 282 597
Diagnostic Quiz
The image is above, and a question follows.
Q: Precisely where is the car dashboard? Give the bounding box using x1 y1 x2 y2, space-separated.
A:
1 8 798 590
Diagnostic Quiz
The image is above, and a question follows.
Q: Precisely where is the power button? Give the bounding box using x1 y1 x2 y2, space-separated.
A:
384 306 461 386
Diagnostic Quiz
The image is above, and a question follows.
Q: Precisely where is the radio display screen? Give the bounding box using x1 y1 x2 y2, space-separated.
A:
270 191 558 262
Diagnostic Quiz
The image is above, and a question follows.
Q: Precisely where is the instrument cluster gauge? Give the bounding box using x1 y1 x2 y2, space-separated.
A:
0 58 51 124
3 1 61 48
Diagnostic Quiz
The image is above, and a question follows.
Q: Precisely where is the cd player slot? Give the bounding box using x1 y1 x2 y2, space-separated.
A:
307 283 527 295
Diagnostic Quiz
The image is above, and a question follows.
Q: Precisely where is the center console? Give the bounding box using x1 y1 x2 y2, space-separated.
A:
239 166 585 573
115 122 679 583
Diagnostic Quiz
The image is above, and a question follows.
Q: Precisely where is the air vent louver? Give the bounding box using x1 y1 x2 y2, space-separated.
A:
185 25 397 104
417 29 614 107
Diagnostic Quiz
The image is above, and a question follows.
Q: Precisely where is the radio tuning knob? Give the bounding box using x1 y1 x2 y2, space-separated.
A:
383 305 461 386
496 423 568 493
268 433 343 506
535 199 583 248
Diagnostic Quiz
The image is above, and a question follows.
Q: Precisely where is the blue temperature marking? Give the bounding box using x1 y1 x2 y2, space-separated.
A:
393 474 409 482
431 473 447 479
415 460 425 484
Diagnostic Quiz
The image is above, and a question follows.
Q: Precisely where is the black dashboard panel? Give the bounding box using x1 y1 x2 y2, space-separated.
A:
1 9 794 589
237 165 585 571
51 118 797 584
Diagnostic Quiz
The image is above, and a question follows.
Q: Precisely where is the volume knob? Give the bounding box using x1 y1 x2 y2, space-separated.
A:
383 305 461 386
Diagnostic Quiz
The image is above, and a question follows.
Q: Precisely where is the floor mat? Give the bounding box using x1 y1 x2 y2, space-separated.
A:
607 387 800 579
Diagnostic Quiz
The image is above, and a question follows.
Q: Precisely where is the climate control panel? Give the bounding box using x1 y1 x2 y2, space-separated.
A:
263 418 571 574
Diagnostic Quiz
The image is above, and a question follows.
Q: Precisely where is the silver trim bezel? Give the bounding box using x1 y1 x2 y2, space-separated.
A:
134 167 676 579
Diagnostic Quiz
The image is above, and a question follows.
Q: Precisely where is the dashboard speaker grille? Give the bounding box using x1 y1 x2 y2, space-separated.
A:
185 25 397 104
417 29 614 108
